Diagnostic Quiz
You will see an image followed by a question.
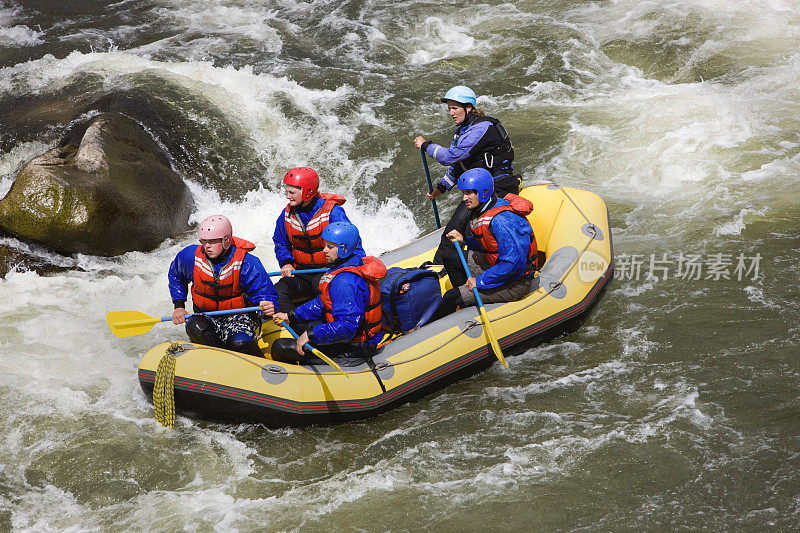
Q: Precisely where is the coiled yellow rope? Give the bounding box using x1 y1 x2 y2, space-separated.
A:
153 342 182 428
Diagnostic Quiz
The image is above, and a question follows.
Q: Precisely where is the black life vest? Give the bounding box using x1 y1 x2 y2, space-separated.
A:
450 115 515 180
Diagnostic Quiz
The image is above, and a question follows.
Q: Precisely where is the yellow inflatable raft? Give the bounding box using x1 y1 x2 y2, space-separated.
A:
138 184 613 425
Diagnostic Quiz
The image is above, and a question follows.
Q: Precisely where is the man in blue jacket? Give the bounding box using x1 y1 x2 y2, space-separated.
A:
431 168 537 320
169 215 278 356
272 166 364 313
264 221 387 366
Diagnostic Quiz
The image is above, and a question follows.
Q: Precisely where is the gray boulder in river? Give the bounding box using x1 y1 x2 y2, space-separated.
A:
0 112 194 256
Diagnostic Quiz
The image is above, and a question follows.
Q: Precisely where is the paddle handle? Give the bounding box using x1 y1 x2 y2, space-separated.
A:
421 149 442 229
265 267 327 277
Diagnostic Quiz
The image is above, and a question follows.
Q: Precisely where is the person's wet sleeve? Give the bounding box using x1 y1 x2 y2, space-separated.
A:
310 273 363 345
272 211 295 267
168 245 196 305
475 214 530 290
241 254 279 308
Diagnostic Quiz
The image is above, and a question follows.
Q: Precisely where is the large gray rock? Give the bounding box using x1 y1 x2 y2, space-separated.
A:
0 112 194 256
1 78 264 198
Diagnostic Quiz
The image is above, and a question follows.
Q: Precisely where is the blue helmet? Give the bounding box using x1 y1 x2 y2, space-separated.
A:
457 168 494 203
321 221 360 257
441 85 477 107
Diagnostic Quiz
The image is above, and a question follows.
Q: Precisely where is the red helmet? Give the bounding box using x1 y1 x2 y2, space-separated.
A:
198 215 232 248
283 167 319 202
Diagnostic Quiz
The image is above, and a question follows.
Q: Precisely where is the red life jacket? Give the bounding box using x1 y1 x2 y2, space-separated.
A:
318 256 387 344
283 193 347 267
191 236 255 312
468 194 538 274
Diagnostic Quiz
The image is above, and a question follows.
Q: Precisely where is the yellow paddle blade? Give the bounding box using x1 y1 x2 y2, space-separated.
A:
310 347 349 378
107 310 160 338
479 306 508 369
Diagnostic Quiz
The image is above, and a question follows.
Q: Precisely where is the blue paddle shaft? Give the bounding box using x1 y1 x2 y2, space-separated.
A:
452 240 485 308
167 272 326 322
280 320 300 339
452 239 508 369
173 271 327 322
421 149 442 229
181 306 263 321
279 320 315 353
266 267 327 277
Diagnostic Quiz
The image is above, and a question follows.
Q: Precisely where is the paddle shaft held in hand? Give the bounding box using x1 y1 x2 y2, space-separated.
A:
451 239 509 369
107 306 263 337
266 268 327 277
278 320 348 376
421 149 442 229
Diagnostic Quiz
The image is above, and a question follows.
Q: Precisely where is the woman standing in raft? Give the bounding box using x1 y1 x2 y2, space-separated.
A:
413 85 521 265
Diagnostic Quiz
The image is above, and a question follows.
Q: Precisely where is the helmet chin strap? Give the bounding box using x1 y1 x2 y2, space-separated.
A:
477 194 496 212
456 105 473 127
331 254 351 267
292 191 317 212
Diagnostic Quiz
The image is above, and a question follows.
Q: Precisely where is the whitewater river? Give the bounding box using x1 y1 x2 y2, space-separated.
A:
1 0 799 530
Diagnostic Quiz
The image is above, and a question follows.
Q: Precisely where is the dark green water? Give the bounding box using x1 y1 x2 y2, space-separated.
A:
1 0 798 530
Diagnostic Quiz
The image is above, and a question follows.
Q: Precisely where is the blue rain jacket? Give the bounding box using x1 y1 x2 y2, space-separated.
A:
464 198 533 290
294 254 381 347
272 196 364 267
168 244 279 310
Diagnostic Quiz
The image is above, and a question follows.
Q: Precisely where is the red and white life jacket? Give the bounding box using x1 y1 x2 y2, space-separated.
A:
191 236 255 312
469 194 538 274
283 193 346 267
318 256 387 344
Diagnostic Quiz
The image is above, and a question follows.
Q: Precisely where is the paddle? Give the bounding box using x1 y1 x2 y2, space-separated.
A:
451 239 508 369
266 268 327 277
108 268 327 337
278 320 348 377
107 306 262 338
421 149 442 228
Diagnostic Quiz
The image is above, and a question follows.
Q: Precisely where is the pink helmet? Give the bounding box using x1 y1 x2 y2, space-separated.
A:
198 215 232 248
283 167 319 202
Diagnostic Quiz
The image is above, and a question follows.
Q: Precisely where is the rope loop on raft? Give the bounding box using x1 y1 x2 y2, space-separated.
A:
464 319 480 331
153 341 182 428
